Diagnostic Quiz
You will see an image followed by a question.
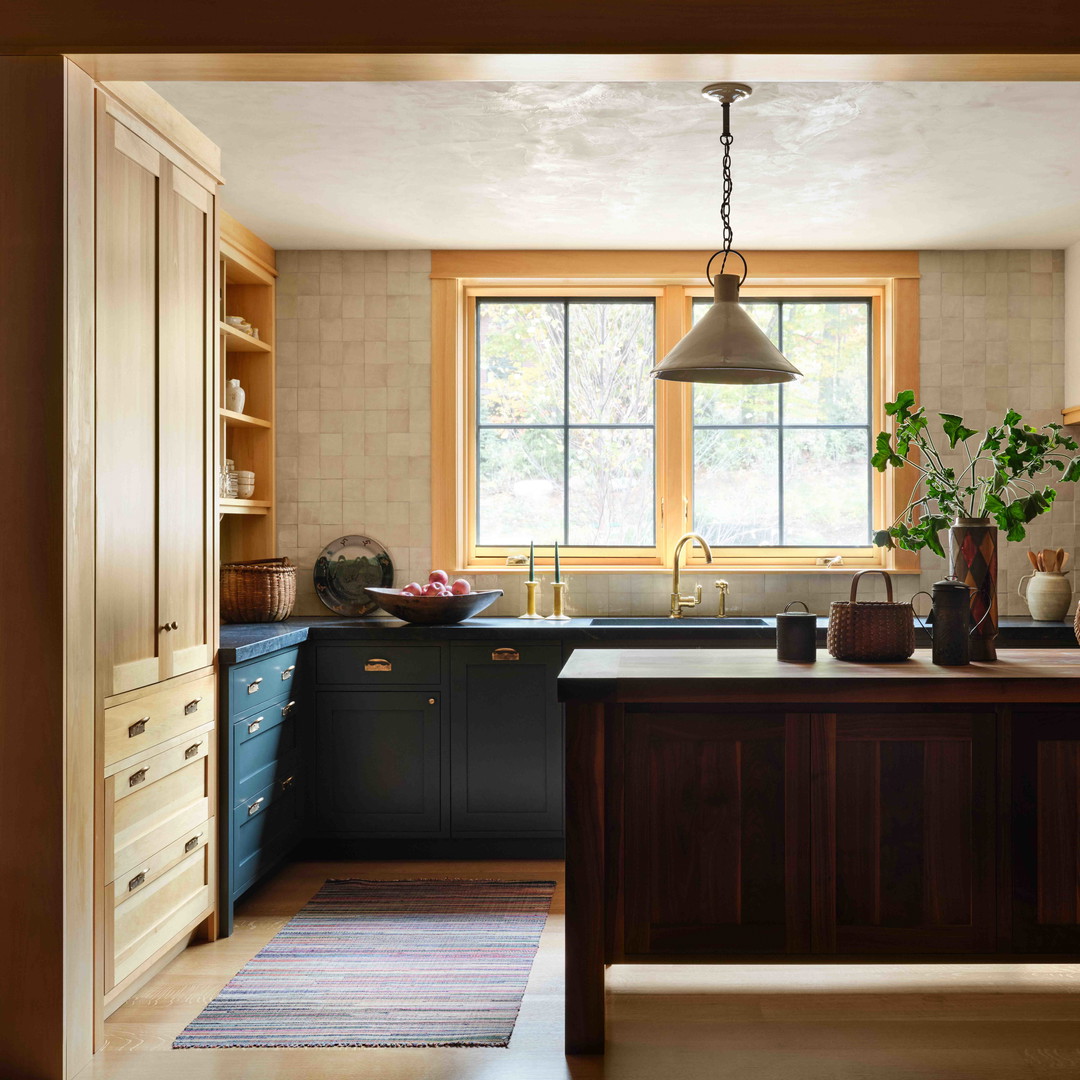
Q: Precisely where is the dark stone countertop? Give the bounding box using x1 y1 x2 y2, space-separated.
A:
218 614 1077 666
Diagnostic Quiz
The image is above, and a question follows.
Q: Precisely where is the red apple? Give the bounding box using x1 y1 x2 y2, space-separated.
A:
421 582 442 596
401 582 422 596
428 569 449 585
450 578 471 595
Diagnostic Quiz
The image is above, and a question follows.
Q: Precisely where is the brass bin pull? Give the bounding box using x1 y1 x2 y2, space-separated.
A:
281 665 296 680
184 833 203 854
282 701 296 719
280 775 295 792
128 869 148 892
184 741 202 760
247 797 264 816
248 718 263 734
128 717 149 738
128 766 149 788
364 658 392 672
184 697 202 715
492 648 520 661
247 677 263 695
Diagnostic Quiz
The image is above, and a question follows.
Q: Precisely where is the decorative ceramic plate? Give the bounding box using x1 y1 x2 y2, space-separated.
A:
313 535 395 616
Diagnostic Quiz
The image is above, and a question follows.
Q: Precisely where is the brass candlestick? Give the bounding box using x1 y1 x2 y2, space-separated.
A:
518 580 544 619
547 581 571 621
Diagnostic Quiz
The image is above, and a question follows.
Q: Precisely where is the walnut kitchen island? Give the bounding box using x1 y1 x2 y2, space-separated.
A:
557 648 1080 1054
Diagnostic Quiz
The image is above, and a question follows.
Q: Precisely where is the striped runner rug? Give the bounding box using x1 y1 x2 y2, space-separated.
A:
174 878 556 1049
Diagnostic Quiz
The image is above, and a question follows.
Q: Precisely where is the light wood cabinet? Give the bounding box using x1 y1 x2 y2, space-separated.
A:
96 96 216 698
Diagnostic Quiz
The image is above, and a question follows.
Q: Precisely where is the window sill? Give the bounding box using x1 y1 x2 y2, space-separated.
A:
463 564 922 576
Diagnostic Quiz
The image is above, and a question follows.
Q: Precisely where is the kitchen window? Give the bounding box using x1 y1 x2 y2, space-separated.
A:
431 252 919 572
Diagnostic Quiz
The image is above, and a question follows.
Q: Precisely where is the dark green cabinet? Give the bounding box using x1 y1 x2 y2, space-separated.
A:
450 643 563 836
313 691 446 836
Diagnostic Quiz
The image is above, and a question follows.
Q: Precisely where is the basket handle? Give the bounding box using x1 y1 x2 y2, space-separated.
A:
849 569 894 604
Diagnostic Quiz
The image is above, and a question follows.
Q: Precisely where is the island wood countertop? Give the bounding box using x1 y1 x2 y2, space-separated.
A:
556 647 1080 705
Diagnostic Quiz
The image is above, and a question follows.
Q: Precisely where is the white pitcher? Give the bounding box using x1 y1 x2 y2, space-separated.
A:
1018 570 1072 621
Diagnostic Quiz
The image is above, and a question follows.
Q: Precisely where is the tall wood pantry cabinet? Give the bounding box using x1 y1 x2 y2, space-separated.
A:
94 89 220 1016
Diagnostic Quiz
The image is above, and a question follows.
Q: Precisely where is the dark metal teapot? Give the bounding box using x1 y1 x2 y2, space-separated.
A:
911 577 990 666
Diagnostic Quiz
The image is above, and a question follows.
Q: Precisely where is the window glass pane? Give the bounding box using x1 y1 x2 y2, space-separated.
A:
694 429 779 545
477 302 564 424
568 302 654 425
477 428 564 544
569 429 654 546
781 302 870 425
692 300 779 425
783 428 870 545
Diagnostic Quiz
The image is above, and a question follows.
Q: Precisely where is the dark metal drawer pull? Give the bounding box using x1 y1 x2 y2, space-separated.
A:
492 648 520 661
247 677 263 695
128 869 147 892
280 775 295 792
281 700 296 719
184 741 202 760
248 717 263 734
184 697 202 715
184 834 202 854
364 658 392 672
247 797 264 816
281 665 296 680
128 767 149 788
128 717 149 738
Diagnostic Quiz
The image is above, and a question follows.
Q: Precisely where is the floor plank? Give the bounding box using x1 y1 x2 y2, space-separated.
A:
77 858 1080 1080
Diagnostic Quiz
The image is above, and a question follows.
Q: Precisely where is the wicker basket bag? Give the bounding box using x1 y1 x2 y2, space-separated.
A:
220 558 296 624
827 569 915 662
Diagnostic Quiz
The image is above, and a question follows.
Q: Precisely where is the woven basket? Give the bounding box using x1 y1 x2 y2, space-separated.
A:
827 569 915 662
1073 599 1080 646
221 558 296 624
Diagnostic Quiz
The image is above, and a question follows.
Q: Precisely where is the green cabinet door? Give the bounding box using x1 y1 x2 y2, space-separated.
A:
449 643 563 836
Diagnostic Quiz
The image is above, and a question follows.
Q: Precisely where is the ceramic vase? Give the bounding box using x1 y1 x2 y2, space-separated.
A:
226 378 246 414
949 517 998 661
1018 571 1072 621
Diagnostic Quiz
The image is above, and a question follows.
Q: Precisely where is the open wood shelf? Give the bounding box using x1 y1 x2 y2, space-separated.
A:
220 498 272 515
220 321 271 353
220 408 272 430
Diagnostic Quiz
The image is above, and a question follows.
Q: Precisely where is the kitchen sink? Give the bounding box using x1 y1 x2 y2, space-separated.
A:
588 617 769 627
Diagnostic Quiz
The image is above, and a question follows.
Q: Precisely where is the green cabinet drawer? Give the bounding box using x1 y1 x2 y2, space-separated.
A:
233 770 302 897
228 647 301 711
316 644 442 686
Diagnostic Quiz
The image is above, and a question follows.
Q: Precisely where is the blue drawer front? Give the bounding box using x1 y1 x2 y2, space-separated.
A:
229 648 301 714
233 771 301 897
234 706 300 807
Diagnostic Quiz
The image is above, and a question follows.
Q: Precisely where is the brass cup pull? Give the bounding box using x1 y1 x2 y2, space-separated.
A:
247 677 263 695
128 717 149 738
184 741 202 760
184 833 203 854
492 647 520 661
184 697 202 715
247 797 264 816
281 665 296 680
364 658 392 672
281 700 296 719
248 718 263 734
128 869 148 892
280 775 295 792
128 766 149 788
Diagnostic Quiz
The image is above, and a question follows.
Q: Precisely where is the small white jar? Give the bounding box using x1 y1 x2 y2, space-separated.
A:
1018 571 1073 621
226 378 246 414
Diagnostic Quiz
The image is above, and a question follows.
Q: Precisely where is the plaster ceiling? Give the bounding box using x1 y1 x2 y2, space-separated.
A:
150 81 1080 250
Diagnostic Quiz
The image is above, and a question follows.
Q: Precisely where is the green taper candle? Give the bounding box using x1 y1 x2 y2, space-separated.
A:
529 540 534 580
554 540 561 583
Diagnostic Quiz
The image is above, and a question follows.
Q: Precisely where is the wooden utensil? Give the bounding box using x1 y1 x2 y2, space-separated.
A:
1057 547 1066 572
1042 548 1056 572
1029 550 1040 570
1062 552 1070 572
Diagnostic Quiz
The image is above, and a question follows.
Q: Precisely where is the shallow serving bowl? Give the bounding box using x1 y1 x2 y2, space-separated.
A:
365 587 504 625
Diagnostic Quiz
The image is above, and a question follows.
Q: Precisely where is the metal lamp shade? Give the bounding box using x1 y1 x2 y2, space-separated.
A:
651 274 802 384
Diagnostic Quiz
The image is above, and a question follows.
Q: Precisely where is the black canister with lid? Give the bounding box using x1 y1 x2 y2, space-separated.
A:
776 600 817 662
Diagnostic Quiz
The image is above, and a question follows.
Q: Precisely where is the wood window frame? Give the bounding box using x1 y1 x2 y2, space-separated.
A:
431 251 920 574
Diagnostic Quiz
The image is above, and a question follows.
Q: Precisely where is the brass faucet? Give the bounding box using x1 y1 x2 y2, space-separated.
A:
670 532 714 617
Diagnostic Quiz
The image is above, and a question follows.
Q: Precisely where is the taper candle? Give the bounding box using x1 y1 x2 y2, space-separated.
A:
529 540 534 581
554 540 561 583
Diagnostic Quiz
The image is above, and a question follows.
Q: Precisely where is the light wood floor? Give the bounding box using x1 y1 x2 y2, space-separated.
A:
77 859 1080 1080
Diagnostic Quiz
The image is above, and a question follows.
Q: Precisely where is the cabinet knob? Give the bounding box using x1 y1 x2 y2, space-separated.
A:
428 698 436 705
160 623 172 633
247 677 263 695
170 621 179 631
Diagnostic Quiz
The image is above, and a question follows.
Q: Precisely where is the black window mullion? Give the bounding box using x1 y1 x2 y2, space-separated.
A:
563 301 570 546
777 301 785 546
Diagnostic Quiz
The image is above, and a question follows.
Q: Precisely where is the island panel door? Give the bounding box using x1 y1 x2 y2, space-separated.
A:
623 709 810 955
1009 707 1080 952
816 710 996 954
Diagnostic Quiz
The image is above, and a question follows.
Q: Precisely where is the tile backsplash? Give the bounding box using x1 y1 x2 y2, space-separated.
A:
276 249 1074 620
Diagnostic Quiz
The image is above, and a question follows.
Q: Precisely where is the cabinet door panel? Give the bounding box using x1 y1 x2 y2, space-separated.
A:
450 643 563 835
314 691 443 836
820 711 995 954
1010 708 1080 951
96 105 163 697
623 710 809 955
158 161 214 679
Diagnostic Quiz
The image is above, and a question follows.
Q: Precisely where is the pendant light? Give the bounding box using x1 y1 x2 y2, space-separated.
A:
651 83 802 385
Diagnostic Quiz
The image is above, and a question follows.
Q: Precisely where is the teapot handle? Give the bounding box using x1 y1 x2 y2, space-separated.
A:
910 590 934 641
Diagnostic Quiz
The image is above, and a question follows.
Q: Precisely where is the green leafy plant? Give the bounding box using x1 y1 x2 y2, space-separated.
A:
871 390 1080 558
